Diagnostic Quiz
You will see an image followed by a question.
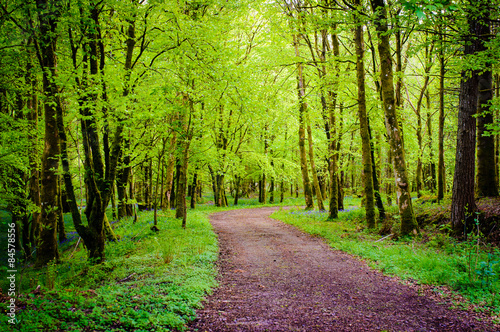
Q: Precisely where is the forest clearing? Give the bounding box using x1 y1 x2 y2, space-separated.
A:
1 0 500 330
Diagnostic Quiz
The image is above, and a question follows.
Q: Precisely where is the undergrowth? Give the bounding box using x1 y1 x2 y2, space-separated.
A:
271 203 500 319
0 209 218 331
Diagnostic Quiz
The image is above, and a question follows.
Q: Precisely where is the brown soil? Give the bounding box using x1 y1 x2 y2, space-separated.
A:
188 207 496 332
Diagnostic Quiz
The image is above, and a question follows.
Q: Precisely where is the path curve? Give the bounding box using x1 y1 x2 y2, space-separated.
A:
188 207 494 331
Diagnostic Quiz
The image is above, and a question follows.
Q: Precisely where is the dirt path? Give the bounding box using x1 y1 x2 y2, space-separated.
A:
188 207 494 331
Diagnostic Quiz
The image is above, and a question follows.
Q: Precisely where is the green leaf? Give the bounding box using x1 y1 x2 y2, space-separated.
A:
416 9 426 20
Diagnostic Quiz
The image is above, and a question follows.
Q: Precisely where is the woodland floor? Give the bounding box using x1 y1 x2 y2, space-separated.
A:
187 207 497 332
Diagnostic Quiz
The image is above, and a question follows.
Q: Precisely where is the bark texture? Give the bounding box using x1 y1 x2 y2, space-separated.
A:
35 0 62 266
371 0 418 236
293 33 314 210
476 70 498 197
354 10 376 228
451 0 490 234
438 39 446 202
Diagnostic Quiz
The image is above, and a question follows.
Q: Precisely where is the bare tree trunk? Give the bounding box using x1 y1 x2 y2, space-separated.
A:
163 132 177 209
306 112 325 210
437 33 446 202
496 74 500 186
425 90 436 192
190 172 198 209
451 0 490 235
57 175 67 242
234 175 240 206
476 69 498 197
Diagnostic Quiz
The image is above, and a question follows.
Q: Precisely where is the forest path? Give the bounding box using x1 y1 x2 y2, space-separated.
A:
188 207 492 332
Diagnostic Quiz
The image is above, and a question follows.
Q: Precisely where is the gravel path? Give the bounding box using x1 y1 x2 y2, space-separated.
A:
188 207 495 331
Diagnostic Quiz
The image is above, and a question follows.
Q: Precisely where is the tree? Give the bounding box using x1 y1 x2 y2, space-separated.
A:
476 10 498 197
370 0 418 236
451 0 491 235
292 21 314 210
354 0 376 228
35 0 62 266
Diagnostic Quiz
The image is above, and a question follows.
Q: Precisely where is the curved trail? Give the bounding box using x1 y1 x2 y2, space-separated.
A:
188 207 493 331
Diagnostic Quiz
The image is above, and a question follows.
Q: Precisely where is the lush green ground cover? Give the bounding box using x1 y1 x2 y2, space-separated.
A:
271 199 500 320
0 208 218 331
2 194 500 330
0 195 306 331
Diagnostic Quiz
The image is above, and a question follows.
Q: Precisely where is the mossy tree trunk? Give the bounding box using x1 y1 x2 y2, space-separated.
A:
175 94 194 228
292 32 314 210
63 1 126 262
35 0 62 267
368 120 385 219
354 5 376 228
27 53 41 252
371 0 418 236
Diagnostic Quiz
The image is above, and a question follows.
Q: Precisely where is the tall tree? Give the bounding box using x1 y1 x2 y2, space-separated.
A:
437 26 446 202
293 30 314 210
451 0 491 234
35 0 62 266
476 10 498 197
370 0 418 235
354 0 376 228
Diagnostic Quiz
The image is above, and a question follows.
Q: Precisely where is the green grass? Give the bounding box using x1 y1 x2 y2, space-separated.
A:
5 193 498 329
0 193 307 331
271 204 500 318
0 208 219 331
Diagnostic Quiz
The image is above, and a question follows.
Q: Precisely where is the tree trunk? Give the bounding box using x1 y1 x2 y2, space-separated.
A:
27 58 41 250
425 90 436 192
176 141 189 228
144 159 150 209
451 0 490 235
216 174 227 207
163 132 177 209
293 33 314 210
336 103 344 212
354 10 376 227
57 175 67 242
368 120 385 219
437 35 446 202
175 95 194 228
476 70 498 197
35 0 62 266
208 165 218 204
234 175 240 206
269 176 275 203
371 0 418 236
116 149 132 219
306 113 325 210
190 172 198 209
496 74 500 186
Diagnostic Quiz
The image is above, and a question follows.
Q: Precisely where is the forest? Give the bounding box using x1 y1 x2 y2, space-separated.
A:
1 0 500 330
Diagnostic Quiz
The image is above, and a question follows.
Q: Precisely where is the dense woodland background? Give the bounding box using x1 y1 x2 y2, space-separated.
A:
1 0 500 304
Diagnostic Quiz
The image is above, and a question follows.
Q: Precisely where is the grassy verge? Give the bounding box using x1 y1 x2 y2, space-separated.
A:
271 203 500 321
0 195 306 331
1 208 218 331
